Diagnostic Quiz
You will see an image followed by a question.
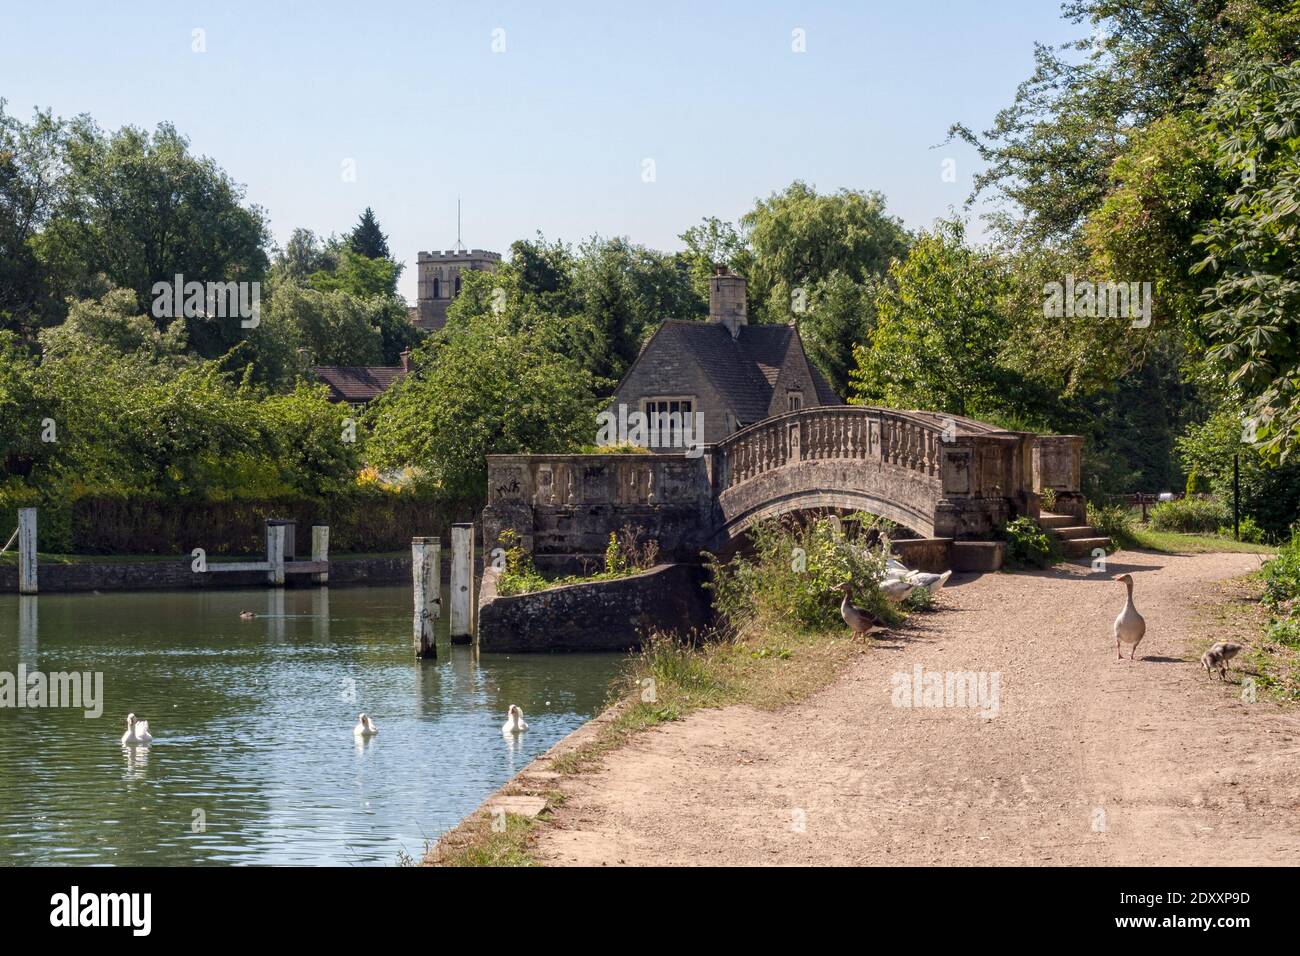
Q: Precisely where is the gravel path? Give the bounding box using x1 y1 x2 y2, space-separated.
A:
536 551 1300 866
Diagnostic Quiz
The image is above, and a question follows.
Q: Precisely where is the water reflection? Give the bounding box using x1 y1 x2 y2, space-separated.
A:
0 585 622 865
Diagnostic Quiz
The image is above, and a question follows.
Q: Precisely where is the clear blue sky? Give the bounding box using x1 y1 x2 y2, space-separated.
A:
1 1 1077 302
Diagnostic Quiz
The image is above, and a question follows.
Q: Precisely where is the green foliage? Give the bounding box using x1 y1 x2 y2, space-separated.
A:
364 313 599 498
1263 532 1300 607
494 525 659 596
1219 514 1266 543
1149 497 1231 534
1001 516 1054 568
307 247 401 299
1175 407 1300 535
850 219 1023 418
1195 58 1300 463
706 513 901 633
1087 502 1136 550
348 207 391 260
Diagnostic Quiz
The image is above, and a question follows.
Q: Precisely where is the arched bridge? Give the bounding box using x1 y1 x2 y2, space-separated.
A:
482 405 1084 572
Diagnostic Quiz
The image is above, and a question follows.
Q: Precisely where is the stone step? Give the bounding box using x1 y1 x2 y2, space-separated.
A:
1058 536 1112 558
1037 512 1076 529
1051 525 1100 541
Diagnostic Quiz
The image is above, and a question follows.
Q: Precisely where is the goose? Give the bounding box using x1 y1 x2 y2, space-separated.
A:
1200 641 1243 681
502 704 528 734
353 713 379 737
834 583 887 637
880 577 916 604
120 713 153 746
1113 573 1146 660
239 610 256 620
893 569 953 592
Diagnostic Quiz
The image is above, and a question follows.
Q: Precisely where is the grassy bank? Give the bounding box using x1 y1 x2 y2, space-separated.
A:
1127 528 1276 555
427 611 874 866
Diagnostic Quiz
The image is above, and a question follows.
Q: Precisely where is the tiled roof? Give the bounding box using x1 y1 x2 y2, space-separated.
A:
312 366 406 403
650 321 843 422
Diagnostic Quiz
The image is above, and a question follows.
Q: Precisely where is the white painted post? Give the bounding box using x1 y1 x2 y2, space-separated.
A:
17 508 37 595
266 524 286 586
450 523 475 643
312 525 329 584
412 536 440 659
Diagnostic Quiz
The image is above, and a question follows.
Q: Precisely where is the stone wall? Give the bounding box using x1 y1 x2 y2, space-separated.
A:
0 554 415 593
477 563 712 652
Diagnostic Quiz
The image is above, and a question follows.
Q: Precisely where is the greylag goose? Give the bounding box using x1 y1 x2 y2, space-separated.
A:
834 583 888 636
1200 641 1243 680
1113 573 1146 660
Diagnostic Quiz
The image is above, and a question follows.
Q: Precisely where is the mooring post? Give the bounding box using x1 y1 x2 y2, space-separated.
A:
412 536 440 659
450 523 475 643
17 507 37 595
266 524 286 586
312 525 329 584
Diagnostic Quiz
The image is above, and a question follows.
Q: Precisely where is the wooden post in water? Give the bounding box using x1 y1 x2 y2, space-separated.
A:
312 525 329 584
266 524 286 586
450 523 475 643
412 536 440 659
17 508 37 595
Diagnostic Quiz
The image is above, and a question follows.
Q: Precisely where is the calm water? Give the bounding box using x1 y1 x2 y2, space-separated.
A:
0 586 622 866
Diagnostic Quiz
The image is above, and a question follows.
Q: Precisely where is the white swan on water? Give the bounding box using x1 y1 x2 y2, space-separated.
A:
120 713 152 746
353 713 379 738
502 705 528 734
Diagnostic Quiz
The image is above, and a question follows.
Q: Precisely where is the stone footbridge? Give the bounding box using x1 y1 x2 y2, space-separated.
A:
483 406 1084 572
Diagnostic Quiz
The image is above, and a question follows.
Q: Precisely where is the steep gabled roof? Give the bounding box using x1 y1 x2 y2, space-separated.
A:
627 320 843 423
312 365 406 403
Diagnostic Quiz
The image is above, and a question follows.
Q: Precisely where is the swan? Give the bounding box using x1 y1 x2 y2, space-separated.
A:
353 713 379 737
1113 573 1146 660
1200 641 1243 681
239 610 256 620
120 713 152 746
834 583 887 637
502 704 528 733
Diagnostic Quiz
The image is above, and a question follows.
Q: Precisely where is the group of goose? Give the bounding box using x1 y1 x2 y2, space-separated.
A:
838 561 1245 681
835 555 953 637
120 705 530 747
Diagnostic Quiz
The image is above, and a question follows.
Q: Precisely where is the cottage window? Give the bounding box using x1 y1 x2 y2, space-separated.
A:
642 397 696 450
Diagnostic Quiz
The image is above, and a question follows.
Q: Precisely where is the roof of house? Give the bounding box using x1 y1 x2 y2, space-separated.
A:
638 321 842 420
312 365 406 403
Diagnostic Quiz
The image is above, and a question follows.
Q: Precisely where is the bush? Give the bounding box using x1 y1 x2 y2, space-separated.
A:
706 512 902 632
1149 497 1230 535
1263 532 1300 608
1087 503 1136 551
1001 516 1054 568
1217 514 1267 544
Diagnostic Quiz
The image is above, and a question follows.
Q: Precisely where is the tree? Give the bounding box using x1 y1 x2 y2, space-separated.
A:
349 207 391 260
307 246 401 298
849 220 1020 418
35 119 270 353
0 101 67 332
365 313 599 498
1194 59 1300 461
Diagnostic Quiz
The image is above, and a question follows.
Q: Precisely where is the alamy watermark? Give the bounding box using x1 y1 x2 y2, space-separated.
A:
595 403 705 458
890 664 1000 718
1043 275 1151 328
0 665 103 718
151 273 260 328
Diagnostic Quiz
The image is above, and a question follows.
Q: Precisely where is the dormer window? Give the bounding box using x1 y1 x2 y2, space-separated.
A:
787 391 803 412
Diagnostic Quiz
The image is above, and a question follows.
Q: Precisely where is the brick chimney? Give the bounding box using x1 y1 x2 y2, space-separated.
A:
399 348 413 373
708 266 747 338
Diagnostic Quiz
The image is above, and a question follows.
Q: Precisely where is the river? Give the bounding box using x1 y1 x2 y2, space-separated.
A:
0 585 623 865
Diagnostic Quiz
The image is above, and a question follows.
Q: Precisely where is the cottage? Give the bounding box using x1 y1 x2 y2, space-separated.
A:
312 349 412 407
608 268 841 449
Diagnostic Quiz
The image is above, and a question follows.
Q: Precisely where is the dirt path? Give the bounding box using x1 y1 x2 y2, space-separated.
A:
535 551 1300 865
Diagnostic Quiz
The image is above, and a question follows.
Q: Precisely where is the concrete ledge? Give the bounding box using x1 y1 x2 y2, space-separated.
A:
889 537 953 573
477 562 711 653
951 541 1005 572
